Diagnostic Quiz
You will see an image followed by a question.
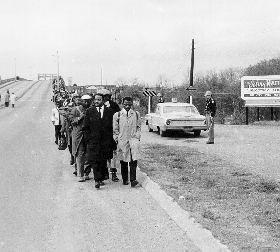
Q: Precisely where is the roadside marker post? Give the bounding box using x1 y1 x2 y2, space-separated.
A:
186 87 197 104
143 89 157 114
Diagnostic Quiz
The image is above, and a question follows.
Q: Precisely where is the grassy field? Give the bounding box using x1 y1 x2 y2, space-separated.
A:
139 143 280 251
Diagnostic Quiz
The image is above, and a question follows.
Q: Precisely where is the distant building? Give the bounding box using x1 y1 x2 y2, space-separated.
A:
94 84 117 94
65 84 117 96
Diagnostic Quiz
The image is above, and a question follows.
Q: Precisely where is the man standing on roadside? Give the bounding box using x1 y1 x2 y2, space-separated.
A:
51 101 62 144
204 91 217 144
113 97 141 187
83 93 114 189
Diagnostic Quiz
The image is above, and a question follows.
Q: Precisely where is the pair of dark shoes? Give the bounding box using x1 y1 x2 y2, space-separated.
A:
112 173 119 182
123 180 139 187
110 168 119 182
95 181 105 189
131 180 139 187
206 141 214 144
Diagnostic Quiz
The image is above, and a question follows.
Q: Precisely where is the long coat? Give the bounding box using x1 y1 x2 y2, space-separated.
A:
5 93 10 103
83 106 114 161
69 105 85 156
10 94 16 104
113 108 141 162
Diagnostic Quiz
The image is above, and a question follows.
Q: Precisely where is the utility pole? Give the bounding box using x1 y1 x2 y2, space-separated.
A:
189 39 194 104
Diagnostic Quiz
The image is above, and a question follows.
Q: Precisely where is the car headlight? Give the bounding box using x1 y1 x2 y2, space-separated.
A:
166 119 171 125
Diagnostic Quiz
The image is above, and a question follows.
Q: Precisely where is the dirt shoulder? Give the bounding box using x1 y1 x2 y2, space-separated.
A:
139 123 280 250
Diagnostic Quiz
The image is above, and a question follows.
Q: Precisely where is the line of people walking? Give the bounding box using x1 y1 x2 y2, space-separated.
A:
52 89 141 189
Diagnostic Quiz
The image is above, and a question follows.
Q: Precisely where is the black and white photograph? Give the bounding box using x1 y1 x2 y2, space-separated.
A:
1 0 280 250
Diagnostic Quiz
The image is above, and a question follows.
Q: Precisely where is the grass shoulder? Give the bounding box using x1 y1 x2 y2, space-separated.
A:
139 143 280 251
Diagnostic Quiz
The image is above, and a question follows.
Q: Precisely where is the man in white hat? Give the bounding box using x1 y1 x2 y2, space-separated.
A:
204 91 216 144
69 94 92 182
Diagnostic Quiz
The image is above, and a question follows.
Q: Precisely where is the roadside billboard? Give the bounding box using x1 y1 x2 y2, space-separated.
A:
241 75 280 107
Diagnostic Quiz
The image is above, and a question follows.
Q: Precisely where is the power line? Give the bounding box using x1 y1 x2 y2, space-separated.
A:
169 48 192 82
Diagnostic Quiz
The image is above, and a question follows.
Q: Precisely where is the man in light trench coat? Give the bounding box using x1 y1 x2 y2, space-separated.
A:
113 96 141 187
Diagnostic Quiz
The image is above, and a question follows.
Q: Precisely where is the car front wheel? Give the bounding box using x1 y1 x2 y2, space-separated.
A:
159 128 167 137
194 130 201 136
147 123 153 132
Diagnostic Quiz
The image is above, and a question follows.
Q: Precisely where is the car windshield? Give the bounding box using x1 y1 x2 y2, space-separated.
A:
163 106 198 114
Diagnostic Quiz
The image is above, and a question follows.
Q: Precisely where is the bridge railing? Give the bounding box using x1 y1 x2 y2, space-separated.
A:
38 74 58 80
0 78 16 85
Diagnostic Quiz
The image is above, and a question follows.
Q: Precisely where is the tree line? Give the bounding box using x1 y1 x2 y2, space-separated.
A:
114 57 280 124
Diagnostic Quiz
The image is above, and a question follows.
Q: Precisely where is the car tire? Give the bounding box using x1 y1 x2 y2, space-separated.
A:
159 128 167 137
148 124 153 132
194 130 201 136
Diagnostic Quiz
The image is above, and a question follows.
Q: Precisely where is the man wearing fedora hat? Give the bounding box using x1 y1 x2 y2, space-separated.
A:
204 91 216 144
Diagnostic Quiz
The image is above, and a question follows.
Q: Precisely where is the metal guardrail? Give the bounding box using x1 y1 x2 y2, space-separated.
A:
0 78 29 90
0 80 17 90
0 78 16 85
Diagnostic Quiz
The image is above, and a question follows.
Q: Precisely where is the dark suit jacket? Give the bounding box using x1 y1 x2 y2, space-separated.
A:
109 100 120 114
83 106 114 161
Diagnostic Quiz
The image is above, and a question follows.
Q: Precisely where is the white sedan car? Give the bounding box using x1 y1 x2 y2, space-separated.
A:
145 102 207 137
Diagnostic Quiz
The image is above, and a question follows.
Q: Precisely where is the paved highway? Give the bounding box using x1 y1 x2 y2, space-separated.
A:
0 80 199 251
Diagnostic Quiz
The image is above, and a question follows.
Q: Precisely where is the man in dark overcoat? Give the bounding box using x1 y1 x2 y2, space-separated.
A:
83 93 114 189
99 88 121 182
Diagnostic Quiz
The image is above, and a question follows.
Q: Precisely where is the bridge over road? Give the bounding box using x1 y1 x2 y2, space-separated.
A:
38 73 58 80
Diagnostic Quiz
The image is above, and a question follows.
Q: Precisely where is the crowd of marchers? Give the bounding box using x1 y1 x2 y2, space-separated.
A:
51 86 141 189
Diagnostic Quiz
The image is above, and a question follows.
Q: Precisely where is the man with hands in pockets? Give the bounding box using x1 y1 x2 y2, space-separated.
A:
113 97 141 187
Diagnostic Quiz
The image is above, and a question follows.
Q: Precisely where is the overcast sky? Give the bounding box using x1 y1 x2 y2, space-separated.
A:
1 0 280 86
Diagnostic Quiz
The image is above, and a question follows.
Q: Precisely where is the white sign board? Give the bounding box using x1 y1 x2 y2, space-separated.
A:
241 75 280 107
